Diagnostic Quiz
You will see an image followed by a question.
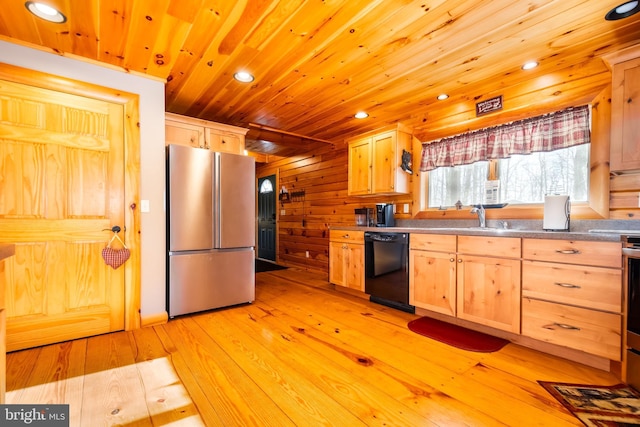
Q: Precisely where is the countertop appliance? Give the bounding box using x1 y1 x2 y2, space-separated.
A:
624 235 640 390
354 208 374 227
376 203 395 227
167 144 255 317
543 194 570 231
364 232 414 313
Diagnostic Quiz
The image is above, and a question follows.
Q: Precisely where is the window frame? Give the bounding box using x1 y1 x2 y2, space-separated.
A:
411 99 610 221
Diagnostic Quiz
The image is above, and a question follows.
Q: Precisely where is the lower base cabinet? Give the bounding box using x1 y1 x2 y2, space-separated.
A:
409 234 456 316
410 234 521 334
456 253 521 333
521 238 623 361
522 298 621 360
329 230 364 291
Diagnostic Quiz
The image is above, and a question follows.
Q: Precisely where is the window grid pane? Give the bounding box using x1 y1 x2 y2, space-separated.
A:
497 144 590 204
428 161 489 207
426 144 590 207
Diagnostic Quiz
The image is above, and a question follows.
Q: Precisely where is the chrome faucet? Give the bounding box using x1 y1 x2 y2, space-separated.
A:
470 205 486 228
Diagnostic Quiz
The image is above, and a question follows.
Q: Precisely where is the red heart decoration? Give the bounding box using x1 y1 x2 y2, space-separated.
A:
102 247 131 269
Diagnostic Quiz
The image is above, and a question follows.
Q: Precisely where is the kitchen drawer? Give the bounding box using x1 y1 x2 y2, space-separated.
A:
522 260 622 313
410 233 456 252
329 230 364 244
522 298 622 360
522 238 622 268
457 235 521 258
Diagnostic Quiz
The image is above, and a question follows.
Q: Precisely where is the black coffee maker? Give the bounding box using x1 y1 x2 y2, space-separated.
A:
375 203 395 227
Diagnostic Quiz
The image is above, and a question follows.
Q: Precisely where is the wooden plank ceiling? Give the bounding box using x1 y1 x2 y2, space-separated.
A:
0 0 639 156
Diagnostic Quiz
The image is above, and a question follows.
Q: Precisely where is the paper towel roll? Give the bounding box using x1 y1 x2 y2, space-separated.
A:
543 195 570 231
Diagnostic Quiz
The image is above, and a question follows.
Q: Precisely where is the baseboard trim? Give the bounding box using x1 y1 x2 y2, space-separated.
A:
141 311 168 328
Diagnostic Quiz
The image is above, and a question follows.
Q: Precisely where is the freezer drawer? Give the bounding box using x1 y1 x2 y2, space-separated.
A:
168 249 255 317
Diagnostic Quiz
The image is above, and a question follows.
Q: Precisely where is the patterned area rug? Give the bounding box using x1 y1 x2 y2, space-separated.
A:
407 316 509 352
539 381 640 426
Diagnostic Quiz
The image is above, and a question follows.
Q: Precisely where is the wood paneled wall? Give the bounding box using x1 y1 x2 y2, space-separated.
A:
256 145 412 275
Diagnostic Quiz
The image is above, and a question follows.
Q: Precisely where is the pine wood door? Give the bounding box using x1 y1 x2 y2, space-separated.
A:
0 76 129 351
371 131 396 194
347 137 371 195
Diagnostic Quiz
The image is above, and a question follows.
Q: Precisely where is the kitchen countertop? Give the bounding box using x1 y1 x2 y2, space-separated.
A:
331 226 629 242
0 244 15 261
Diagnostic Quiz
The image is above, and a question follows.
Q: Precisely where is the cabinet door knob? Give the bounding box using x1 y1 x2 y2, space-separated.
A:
449 258 455 262
457 259 463 263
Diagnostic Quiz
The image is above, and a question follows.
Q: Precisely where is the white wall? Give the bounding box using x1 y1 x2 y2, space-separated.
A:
0 41 167 319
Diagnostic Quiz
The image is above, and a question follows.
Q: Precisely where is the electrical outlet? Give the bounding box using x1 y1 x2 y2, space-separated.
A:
281 209 286 215
403 203 409 213
305 250 309 258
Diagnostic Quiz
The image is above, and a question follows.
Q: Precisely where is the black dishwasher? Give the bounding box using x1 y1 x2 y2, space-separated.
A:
364 232 414 313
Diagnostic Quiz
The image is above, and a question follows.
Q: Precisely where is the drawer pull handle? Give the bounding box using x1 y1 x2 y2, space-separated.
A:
555 249 581 255
342 234 350 239
544 322 581 331
554 282 581 289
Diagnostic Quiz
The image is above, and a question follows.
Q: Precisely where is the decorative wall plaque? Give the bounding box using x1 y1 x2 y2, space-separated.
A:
476 95 503 116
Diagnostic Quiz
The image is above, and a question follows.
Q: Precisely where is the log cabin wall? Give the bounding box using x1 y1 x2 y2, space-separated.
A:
256 146 412 275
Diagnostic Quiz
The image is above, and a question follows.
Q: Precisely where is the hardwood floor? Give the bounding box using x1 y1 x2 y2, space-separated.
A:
6 269 620 426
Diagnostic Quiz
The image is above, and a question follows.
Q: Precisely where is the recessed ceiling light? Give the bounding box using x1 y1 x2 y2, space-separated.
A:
606 0 640 20
25 1 66 23
437 94 449 100
522 61 539 70
354 111 369 119
234 71 255 83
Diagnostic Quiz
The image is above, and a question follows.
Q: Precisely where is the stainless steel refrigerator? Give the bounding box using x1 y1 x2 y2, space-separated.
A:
167 144 255 317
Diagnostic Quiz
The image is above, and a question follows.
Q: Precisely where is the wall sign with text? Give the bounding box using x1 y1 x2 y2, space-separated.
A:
476 95 503 116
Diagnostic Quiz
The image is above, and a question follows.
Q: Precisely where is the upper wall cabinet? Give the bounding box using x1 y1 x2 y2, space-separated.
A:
165 112 248 155
347 124 415 195
605 46 640 173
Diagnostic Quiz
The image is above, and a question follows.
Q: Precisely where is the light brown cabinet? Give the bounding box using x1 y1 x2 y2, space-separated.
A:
348 137 372 195
409 234 457 316
606 46 640 172
456 236 521 333
329 230 364 291
347 125 414 195
410 234 521 333
165 112 248 154
521 238 623 360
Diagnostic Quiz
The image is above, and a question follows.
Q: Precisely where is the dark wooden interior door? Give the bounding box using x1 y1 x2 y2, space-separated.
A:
257 175 276 261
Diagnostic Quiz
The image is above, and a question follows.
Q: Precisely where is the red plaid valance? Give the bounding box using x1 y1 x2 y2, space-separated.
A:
419 105 590 172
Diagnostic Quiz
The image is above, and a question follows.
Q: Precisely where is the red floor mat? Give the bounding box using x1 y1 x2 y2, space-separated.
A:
407 317 509 353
